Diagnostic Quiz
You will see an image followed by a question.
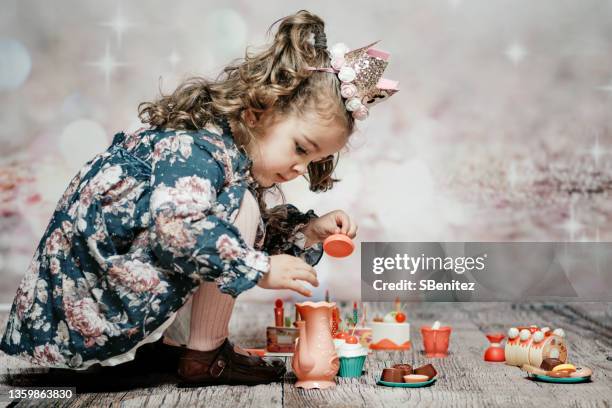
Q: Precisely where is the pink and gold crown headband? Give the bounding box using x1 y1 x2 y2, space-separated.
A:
307 42 399 120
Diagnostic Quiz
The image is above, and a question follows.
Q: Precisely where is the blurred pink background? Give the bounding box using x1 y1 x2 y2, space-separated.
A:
1 0 611 304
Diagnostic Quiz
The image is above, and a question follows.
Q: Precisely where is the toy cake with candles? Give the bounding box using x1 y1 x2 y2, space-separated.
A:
369 300 411 350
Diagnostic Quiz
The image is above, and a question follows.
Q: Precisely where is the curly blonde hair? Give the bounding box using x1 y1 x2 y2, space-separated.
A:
139 10 353 186
138 10 354 237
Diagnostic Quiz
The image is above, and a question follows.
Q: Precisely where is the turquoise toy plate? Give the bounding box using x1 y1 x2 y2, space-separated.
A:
532 374 590 384
377 377 437 388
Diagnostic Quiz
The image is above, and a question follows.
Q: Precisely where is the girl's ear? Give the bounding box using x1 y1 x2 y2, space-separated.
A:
244 109 258 127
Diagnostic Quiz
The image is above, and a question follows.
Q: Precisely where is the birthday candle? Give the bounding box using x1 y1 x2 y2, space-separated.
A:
353 301 358 326
331 307 339 336
325 289 330 302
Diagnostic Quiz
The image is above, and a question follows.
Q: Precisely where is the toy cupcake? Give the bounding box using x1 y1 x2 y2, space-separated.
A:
333 331 348 349
337 335 368 378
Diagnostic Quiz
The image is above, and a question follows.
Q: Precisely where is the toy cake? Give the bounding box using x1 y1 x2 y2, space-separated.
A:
370 309 411 350
505 325 567 367
336 335 368 377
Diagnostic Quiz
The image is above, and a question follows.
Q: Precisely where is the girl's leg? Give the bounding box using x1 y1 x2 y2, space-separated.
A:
184 191 261 352
176 191 285 385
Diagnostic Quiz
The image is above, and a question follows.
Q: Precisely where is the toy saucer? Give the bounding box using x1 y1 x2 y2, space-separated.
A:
532 374 590 384
323 234 354 258
377 377 437 388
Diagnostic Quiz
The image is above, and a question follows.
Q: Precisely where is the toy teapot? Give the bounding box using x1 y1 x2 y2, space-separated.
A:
292 301 339 389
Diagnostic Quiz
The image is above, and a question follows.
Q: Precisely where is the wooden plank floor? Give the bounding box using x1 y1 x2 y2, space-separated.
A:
1 302 611 407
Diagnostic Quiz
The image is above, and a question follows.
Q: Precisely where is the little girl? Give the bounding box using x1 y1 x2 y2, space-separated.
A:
0 10 397 385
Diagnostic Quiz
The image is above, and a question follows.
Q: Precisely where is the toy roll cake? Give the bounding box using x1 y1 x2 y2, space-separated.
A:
505 325 567 367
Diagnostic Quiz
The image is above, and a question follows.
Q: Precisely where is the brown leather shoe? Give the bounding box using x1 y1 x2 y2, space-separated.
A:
178 339 286 386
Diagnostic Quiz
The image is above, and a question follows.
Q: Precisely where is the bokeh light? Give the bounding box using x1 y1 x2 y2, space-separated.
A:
0 38 31 91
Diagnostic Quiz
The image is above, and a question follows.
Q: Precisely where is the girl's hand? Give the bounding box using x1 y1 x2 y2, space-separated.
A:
302 210 358 246
257 255 319 297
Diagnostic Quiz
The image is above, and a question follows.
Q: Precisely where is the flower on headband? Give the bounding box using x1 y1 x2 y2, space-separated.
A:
353 105 369 120
338 66 356 82
330 43 350 59
340 83 357 98
345 96 369 120
345 97 362 112
331 56 345 71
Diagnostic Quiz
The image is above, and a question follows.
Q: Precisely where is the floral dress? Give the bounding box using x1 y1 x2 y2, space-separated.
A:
0 119 322 369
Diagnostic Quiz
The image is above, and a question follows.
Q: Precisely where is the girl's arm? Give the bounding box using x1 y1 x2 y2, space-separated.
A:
262 204 324 266
149 132 270 297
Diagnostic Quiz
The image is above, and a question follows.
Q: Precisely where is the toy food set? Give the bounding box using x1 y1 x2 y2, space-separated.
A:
421 321 452 357
266 326 299 354
336 334 368 378
506 325 593 383
377 363 438 388
331 301 373 348
483 332 506 362
520 360 593 383
332 303 370 377
381 367 405 383
265 299 299 354
413 363 438 379
392 364 412 377
292 301 341 389
370 300 411 350
352 325 373 347
505 326 567 367
348 302 372 348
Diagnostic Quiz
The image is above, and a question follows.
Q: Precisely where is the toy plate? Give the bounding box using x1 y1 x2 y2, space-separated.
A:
532 374 590 384
377 377 436 388
323 234 354 257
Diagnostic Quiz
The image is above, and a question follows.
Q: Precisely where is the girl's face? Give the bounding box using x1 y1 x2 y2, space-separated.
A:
246 112 348 188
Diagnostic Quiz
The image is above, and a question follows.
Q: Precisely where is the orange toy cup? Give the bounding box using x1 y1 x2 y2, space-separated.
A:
323 234 354 258
420 326 452 357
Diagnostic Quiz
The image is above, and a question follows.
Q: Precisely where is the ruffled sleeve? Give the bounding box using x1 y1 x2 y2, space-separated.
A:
148 131 270 297
262 204 323 266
